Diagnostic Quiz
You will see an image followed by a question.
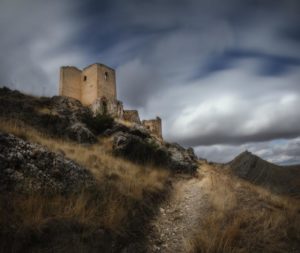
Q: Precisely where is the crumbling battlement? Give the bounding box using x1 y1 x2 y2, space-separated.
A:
142 117 162 139
123 110 141 124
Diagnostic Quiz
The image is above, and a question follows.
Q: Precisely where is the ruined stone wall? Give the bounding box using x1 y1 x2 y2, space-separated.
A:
59 67 82 101
123 110 141 124
59 63 163 138
142 117 162 138
97 65 116 101
90 98 123 118
116 101 124 119
81 64 98 106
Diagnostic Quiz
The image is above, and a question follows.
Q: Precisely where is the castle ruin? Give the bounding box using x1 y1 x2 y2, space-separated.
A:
59 63 162 139
142 117 162 138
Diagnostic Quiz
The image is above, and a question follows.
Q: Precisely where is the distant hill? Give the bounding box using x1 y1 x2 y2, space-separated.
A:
228 151 300 196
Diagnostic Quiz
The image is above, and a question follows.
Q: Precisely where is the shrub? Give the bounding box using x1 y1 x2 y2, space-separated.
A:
84 112 114 135
114 135 170 167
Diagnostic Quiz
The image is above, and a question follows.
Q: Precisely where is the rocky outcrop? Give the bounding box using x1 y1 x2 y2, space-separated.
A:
165 143 198 173
113 131 168 167
113 131 198 174
67 122 96 143
0 132 95 194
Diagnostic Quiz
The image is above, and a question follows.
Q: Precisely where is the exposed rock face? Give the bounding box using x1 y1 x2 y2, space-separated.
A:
103 122 150 139
50 96 91 121
67 122 96 143
165 143 198 173
113 131 169 167
0 132 95 194
113 131 198 174
228 151 300 195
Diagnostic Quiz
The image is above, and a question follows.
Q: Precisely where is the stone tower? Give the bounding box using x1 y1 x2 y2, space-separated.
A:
59 63 123 118
59 63 116 106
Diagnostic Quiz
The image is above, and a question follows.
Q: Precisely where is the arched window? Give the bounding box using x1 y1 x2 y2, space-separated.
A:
102 101 107 114
101 98 108 115
104 72 108 80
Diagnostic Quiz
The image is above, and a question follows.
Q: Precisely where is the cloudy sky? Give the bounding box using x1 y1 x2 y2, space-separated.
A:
1 0 300 164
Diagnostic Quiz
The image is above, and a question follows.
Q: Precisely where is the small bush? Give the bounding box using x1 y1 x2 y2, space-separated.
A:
115 136 170 167
84 112 114 135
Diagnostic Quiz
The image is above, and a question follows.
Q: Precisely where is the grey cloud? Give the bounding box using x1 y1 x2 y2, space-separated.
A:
0 0 85 96
163 59 300 145
195 137 300 165
109 0 300 108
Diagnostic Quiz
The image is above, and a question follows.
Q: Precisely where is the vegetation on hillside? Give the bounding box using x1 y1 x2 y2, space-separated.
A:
83 112 114 134
188 165 300 253
0 119 170 252
113 135 170 166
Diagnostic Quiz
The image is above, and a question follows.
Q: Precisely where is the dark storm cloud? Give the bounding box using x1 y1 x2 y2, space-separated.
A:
77 0 300 107
0 0 300 164
202 49 300 77
0 0 86 96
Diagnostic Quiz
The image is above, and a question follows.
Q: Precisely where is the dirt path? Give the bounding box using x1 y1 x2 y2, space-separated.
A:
146 168 210 253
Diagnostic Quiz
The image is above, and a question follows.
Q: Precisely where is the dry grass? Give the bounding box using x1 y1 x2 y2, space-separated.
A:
0 119 170 251
189 165 300 253
0 119 169 199
114 118 136 128
36 107 58 116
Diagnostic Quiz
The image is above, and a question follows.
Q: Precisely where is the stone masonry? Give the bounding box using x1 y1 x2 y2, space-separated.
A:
142 117 162 139
59 63 162 138
123 110 141 124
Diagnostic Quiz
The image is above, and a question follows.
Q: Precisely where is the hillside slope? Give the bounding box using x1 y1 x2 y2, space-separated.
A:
0 87 198 252
1 87 299 252
0 87 198 174
190 163 300 253
228 151 300 195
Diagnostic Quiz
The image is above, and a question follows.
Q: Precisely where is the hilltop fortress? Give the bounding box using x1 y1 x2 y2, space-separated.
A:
59 63 162 139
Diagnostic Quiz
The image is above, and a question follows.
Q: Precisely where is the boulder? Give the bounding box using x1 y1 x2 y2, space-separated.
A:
67 122 97 143
103 121 150 139
165 143 198 174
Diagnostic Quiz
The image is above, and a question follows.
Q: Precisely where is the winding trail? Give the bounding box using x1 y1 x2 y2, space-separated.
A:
147 167 211 253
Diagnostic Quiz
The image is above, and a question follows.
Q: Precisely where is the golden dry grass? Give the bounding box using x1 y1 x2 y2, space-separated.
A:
189 165 300 253
114 118 135 128
0 119 170 251
36 107 59 116
0 119 169 200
